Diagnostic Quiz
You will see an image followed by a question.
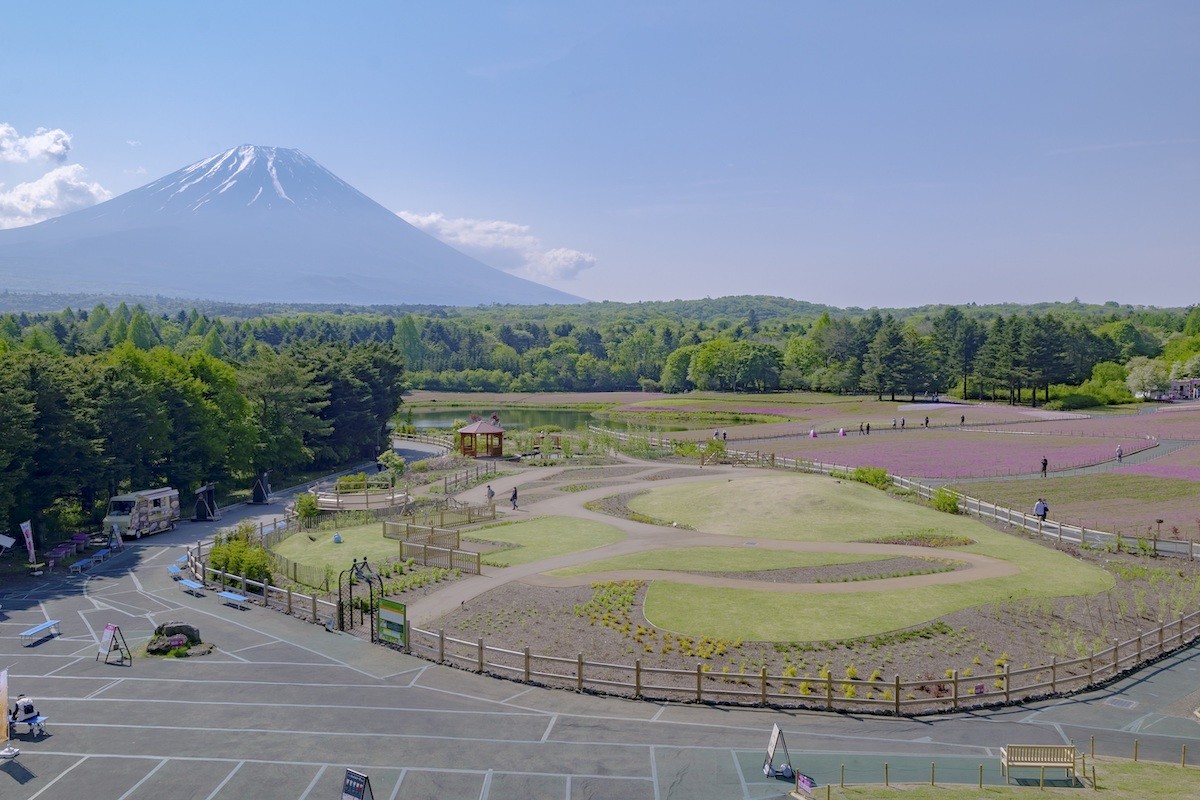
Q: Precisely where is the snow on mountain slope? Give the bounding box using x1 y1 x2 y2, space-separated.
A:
0 145 585 306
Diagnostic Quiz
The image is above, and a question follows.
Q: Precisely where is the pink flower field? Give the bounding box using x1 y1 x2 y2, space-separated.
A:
1126 442 1200 481
983 406 1200 441
741 429 1155 479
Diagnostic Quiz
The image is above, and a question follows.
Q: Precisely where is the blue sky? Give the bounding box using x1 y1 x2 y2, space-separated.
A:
2 2 1197 308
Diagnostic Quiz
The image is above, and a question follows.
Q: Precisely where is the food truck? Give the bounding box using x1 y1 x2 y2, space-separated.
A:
102 488 181 539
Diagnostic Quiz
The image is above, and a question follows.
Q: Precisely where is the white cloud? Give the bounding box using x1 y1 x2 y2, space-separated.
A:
126 139 142 147
0 123 72 163
0 164 112 228
398 210 595 281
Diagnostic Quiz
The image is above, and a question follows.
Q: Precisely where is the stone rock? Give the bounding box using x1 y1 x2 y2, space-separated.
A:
154 621 201 643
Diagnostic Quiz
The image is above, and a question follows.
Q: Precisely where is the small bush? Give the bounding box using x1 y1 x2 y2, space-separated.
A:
931 487 960 514
850 467 890 489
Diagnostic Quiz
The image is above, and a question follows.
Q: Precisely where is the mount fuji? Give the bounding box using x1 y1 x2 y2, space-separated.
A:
0 145 584 306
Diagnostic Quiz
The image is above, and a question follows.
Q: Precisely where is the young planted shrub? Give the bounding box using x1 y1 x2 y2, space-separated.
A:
931 487 961 514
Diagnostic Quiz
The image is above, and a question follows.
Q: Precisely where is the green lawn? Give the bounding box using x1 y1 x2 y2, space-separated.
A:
549 547 889 577
271 521 406 573
465 516 626 567
622 474 1112 640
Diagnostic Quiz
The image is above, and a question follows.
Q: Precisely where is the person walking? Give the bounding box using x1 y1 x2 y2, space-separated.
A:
900 418 905 430
924 416 929 428
1040 457 1048 477
865 422 870 435
485 484 495 505
1115 445 1123 464
960 414 965 426
510 487 518 510
1033 498 1049 522
859 422 865 435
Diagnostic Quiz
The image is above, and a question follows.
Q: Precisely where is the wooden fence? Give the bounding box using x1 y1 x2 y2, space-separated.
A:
382 521 461 549
439 462 499 494
400 542 482 574
405 607 1200 712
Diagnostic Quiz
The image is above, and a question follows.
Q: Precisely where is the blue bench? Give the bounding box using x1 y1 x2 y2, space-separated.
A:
175 553 188 564
20 620 61 645
178 579 204 596
218 591 249 609
9 714 47 737
70 558 94 573
93 548 111 562
167 564 182 579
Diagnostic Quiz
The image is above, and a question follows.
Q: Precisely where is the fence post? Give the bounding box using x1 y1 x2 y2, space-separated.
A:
438 629 445 662
760 666 767 706
577 653 584 692
951 670 958 710
826 673 833 711
476 638 484 673
1136 630 1142 663
696 663 703 702
524 646 531 683
311 593 317 621
1158 624 1164 655
635 660 642 698
1051 657 1056 693
1088 648 1094 684
1004 663 1010 703
1113 638 1120 675
894 676 901 715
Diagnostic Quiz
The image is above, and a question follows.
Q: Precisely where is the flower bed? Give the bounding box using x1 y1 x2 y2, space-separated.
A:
748 430 1154 479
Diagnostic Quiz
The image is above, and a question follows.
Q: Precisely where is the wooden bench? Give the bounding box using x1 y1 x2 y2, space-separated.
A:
9 714 47 737
1000 744 1076 784
178 579 205 596
218 591 249 609
20 620 61 645
69 558 94 574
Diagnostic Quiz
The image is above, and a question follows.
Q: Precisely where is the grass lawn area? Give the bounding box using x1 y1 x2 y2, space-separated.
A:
548 547 890 577
625 474 1112 640
271 521 405 573
821 757 1198 799
952 473 1200 537
465 515 626 567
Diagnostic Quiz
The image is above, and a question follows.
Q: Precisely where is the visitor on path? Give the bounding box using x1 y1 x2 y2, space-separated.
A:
865 422 870 435
510 487 518 510
960 414 965 426
10 695 36 724
722 430 727 441
1034 499 1049 522
485 484 495 505
1116 445 1123 464
892 418 897 429
924 416 929 428
713 430 719 440
900 418 906 430
859 422 864 435
1041 457 1048 477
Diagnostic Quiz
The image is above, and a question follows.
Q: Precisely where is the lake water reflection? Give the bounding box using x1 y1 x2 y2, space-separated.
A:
408 408 628 431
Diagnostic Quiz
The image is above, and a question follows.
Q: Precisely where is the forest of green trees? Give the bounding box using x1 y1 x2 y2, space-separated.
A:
2 295 1199 543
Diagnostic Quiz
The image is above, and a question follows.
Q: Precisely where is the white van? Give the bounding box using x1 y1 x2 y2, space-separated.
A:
102 488 181 539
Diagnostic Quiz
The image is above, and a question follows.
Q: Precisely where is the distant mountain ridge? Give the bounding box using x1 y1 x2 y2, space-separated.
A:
0 145 583 306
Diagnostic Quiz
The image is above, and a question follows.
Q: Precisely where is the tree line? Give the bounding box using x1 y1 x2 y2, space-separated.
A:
0 304 404 545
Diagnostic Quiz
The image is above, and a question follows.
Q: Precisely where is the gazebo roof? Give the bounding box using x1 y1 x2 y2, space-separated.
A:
457 420 505 434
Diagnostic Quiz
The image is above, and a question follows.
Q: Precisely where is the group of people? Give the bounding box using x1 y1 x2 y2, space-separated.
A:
712 430 727 441
485 484 519 510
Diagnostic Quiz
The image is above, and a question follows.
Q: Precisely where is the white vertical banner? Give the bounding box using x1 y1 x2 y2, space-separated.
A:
1 669 9 746
20 520 35 564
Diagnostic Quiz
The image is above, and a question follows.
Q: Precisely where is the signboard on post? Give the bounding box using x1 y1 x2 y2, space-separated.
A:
341 768 374 800
98 623 117 657
378 598 407 649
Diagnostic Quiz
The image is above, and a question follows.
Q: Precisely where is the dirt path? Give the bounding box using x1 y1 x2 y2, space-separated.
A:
404 458 1019 625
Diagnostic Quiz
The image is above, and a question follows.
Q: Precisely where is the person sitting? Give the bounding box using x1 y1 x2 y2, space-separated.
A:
11 694 36 723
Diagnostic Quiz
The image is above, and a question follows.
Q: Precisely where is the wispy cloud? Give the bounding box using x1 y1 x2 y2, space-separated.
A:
0 123 72 163
0 164 112 228
398 210 596 281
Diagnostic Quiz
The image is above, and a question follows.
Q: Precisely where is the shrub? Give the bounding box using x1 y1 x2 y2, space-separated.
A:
931 487 960 514
850 466 890 489
294 492 320 527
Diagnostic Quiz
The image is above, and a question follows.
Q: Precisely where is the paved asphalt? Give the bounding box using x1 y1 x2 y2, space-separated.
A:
2 463 1199 798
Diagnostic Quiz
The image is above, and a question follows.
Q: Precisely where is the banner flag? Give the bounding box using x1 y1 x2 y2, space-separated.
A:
20 520 35 564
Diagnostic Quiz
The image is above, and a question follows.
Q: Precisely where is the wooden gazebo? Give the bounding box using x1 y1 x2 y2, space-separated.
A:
458 420 505 458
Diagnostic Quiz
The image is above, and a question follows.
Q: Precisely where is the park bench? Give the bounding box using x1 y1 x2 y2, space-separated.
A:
20 620 61 645
218 590 249 609
175 553 188 564
1000 744 1076 784
93 547 111 562
9 715 48 737
70 558 94 574
178 579 205 596
167 564 182 579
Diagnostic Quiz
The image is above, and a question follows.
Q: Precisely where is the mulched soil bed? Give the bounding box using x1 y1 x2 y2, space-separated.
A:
691 556 963 584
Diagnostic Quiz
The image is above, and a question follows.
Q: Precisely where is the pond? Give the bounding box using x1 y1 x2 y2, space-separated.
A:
406 407 622 431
